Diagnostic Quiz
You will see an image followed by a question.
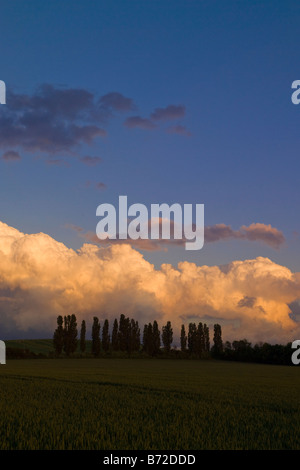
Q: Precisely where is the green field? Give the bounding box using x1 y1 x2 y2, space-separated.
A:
0 358 299 450
5 338 93 355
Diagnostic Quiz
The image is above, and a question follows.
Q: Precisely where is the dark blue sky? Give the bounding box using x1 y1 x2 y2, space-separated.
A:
1 0 300 270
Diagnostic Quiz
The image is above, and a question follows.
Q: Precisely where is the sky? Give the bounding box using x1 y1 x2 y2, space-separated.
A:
1 0 300 342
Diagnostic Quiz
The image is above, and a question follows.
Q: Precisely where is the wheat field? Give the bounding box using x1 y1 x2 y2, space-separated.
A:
0 358 299 450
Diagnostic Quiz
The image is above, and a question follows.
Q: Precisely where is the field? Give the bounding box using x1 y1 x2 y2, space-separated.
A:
0 358 299 450
5 338 93 355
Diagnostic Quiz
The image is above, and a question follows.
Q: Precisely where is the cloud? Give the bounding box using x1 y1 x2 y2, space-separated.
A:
2 150 21 161
237 296 256 308
82 181 107 191
123 116 156 130
99 92 135 112
71 221 285 251
0 85 189 160
95 182 107 191
205 223 285 249
80 155 102 166
166 125 192 137
0 220 299 344
124 104 188 132
65 224 84 234
151 105 186 121
0 85 107 155
46 158 70 167
240 223 285 249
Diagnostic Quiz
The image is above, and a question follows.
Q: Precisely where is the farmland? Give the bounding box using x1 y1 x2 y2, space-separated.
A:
0 358 299 450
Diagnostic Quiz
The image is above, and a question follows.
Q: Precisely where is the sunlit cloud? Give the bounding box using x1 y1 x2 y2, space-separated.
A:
0 221 298 344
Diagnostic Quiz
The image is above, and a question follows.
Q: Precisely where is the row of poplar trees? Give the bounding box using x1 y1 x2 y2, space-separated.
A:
53 313 223 358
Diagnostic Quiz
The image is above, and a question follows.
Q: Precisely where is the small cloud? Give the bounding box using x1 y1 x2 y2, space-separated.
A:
82 180 107 191
46 158 70 167
123 116 156 130
238 296 256 308
204 224 238 243
64 223 84 233
95 182 107 191
166 125 192 137
240 223 285 249
99 92 135 112
151 105 186 121
80 155 102 166
2 150 21 161
205 223 285 249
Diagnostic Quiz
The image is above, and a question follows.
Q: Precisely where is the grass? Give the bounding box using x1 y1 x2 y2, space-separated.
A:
5 338 96 355
5 339 55 355
0 358 299 450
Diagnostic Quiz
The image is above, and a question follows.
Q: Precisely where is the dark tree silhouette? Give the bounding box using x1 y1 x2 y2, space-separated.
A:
80 320 86 354
111 318 119 351
143 323 150 354
180 324 187 352
130 319 141 353
53 315 64 356
118 314 128 352
212 323 223 358
188 323 197 354
63 314 78 356
152 320 161 356
102 319 110 353
162 321 173 353
196 322 204 357
204 323 210 353
92 317 101 357
143 322 158 355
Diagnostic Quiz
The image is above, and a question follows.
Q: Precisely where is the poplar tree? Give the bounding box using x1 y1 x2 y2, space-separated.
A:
80 319 86 354
153 320 161 356
204 323 210 352
131 319 141 353
212 323 223 357
180 324 187 352
92 316 101 357
162 321 173 353
143 323 150 354
63 314 78 356
111 318 119 351
53 315 64 356
102 319 110 353
118 314 128 351
196 322 204 358
188 323 197 354
143 323 155 355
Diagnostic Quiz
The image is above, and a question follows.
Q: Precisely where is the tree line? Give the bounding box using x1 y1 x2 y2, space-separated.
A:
53 314 224 358
52 314 294 365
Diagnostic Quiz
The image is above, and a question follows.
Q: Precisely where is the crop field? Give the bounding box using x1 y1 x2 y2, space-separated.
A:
0 358 299 450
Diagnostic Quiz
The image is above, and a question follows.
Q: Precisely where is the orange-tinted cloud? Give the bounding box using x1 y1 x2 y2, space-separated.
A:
0 221 299 344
